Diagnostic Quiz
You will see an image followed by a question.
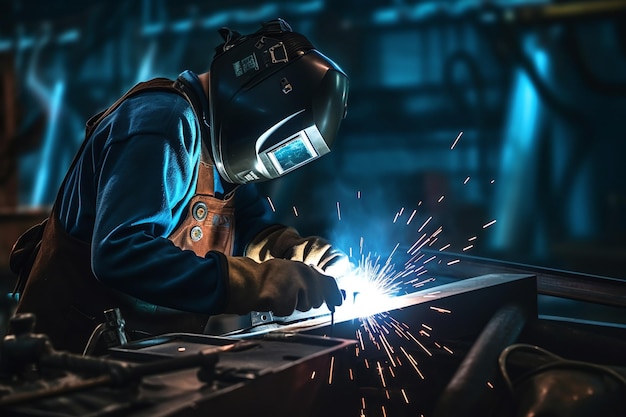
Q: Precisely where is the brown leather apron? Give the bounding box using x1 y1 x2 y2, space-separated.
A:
14 78 235 353
168 154 235 256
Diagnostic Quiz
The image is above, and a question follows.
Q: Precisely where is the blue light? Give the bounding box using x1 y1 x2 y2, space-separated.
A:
172 19 194 33
372 8 399 25
490 35 549 252
31 81 65 207
201 12 230 29
57 29 80 44
286 1 324 14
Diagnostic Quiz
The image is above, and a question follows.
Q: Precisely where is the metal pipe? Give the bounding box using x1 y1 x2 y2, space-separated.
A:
433 303 528 417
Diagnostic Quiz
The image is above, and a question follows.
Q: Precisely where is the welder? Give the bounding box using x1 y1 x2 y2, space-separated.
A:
8 18 350 354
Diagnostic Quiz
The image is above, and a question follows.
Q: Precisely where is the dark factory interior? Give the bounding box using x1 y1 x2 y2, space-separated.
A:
0 1 625 416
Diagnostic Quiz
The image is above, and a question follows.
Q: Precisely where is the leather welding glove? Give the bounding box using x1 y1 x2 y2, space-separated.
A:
245 225 351 277
224 256 343 317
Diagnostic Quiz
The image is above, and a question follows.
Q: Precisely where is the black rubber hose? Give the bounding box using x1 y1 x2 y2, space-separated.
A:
433 303 528 417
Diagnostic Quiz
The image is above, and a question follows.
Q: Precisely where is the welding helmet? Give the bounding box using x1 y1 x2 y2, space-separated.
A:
208 18 349 184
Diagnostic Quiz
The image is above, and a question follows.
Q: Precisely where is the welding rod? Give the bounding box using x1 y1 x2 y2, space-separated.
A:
433 303 528 417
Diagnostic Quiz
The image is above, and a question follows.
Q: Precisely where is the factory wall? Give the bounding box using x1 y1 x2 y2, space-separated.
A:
1 0 625 282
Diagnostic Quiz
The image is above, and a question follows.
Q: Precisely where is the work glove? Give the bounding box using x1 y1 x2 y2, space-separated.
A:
224 256 343 317
245 225 352 277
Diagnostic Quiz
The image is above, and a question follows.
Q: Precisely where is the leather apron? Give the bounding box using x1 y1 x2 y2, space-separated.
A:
14 78 236 354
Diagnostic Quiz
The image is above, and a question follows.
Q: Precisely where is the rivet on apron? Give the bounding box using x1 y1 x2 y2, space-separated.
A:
192 202 208 221
190 226 203 241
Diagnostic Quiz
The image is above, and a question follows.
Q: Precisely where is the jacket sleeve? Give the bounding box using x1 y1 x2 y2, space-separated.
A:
90 93 229 315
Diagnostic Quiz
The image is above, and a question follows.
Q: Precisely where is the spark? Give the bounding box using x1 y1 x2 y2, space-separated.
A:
411 275 433 286
430 306 451 314
264 134 500 415
418 216 432 233
401 388 409 403
376 361 387 388
388 243 400 262
490 179 495 184
483 219 497 228
406 209 417 225
450 131 463 149
405 331 432 356
357 329 365 350
266 196 276 212
400 346 425 378
487 381 494 388
423 255 437 264
378 333 397 366
407 234 428 255
292 205 299 217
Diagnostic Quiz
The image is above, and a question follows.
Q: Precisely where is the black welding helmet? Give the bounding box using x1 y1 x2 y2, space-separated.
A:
208 18 349 184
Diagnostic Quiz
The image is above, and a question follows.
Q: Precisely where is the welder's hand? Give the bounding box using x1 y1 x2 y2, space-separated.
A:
245 225 350 276
224 256 343 317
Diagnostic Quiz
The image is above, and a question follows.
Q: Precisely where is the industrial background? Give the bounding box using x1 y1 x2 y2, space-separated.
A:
2 0 625 281
0 1 625 416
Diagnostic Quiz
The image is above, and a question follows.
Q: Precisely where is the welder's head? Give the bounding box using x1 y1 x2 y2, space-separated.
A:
208 18 349 184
